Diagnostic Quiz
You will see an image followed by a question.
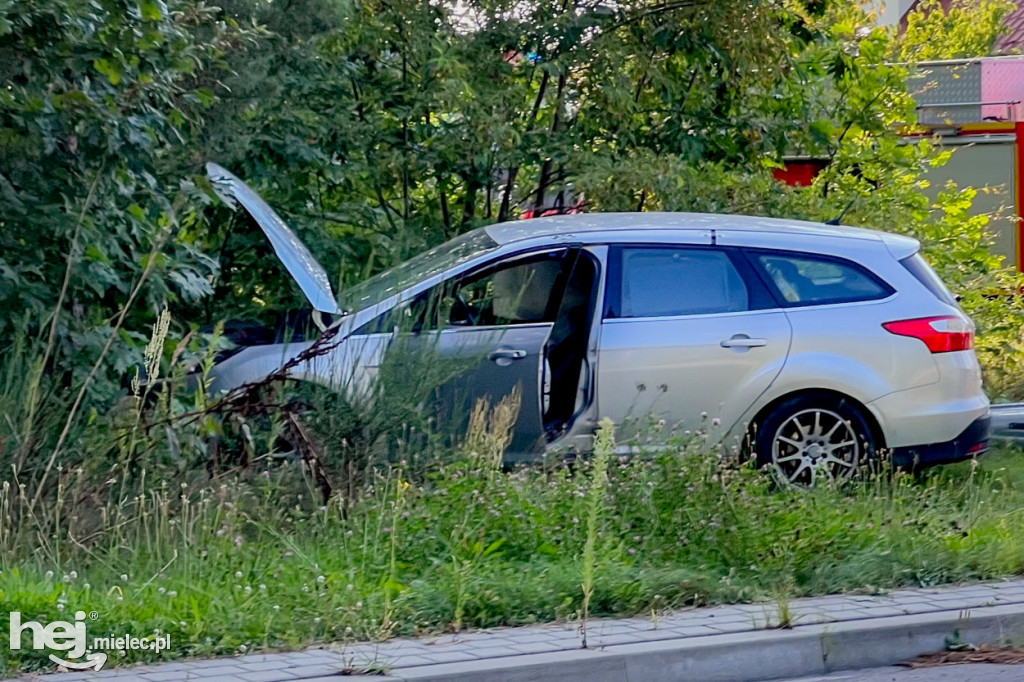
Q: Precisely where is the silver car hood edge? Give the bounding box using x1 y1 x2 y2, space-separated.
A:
206 162 340 315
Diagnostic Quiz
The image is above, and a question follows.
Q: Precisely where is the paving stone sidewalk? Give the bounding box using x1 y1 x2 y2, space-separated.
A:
11 579 1024 681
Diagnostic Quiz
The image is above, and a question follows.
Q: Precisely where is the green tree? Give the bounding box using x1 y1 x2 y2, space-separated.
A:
896 0 1017 61
6 0 1024 438
0 0 248 455
194 0 842 315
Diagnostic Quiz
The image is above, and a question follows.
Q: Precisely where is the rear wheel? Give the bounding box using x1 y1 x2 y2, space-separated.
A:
754 394 877 486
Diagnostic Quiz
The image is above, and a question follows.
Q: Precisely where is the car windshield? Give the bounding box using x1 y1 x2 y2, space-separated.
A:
337 228 499 313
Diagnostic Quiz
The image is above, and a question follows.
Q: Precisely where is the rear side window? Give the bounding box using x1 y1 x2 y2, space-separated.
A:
900 253 959 307
754 252 892 307
614 247 749 318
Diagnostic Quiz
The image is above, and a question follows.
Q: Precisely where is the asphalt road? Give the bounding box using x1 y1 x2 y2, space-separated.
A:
777 665 1024 681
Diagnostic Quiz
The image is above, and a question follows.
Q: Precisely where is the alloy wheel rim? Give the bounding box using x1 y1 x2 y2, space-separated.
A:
770 408 860 486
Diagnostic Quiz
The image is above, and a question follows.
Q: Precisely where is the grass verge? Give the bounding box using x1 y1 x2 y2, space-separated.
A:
3 435 1024 674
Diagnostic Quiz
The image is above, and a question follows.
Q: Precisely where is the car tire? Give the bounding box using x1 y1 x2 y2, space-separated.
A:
753 393 877 486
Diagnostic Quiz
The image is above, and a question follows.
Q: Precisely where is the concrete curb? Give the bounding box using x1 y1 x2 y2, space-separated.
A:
358 602 1024 682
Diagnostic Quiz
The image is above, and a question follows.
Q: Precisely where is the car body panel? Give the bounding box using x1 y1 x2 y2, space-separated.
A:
598 310 792 441
715 226 919 261
867 355 989 447
206 341 314 394
714 227 984 454
484 212 919 254
773 301 942 401
206 331 389 399
424 323 552 454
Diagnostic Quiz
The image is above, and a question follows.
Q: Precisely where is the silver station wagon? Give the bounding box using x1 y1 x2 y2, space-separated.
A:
206 164 990 485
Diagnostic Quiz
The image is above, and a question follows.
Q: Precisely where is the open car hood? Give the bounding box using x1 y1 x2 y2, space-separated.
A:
206 162 340 315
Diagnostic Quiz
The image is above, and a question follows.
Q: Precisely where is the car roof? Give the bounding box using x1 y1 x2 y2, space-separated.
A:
484 212 919 257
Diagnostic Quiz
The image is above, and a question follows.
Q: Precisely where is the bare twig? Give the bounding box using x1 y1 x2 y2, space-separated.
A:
29 226 172 513
20 166 105 467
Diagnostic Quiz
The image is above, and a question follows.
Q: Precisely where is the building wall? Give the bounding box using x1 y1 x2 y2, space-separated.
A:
868 0 919 26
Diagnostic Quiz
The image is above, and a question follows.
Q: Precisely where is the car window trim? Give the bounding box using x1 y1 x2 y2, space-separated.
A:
602 308 783 325
435 321 557 333
741 247 896 309
899 253 960 308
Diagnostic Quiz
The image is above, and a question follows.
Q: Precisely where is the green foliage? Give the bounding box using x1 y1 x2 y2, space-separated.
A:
197 0 854 301
897 0 1018 61
6 422 1024 673
287 333 476 504
0 0 249 408
579 417 613 647
5 0 1023 426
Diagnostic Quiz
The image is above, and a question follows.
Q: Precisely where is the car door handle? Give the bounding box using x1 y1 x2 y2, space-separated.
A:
720 336 767 348
488 348 528 363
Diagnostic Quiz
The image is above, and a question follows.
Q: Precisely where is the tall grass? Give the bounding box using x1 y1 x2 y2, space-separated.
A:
6 315 1024 674
4 396 1024 674
579 418 613 648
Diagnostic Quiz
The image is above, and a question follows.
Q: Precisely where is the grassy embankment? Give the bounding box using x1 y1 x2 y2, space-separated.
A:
3 410 1024 674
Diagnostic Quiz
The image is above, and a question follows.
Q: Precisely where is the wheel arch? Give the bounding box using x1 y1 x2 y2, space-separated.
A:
745 388 887 451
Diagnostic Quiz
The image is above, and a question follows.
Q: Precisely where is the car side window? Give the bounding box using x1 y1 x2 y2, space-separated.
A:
755 252 891 307
353 251 566 334
442 256 563 328
611 247 750 319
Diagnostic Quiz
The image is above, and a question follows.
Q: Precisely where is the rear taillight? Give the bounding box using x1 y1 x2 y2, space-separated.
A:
882 316 974 353
967 440 988 455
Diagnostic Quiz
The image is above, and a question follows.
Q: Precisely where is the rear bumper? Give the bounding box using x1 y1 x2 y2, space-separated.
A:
891 414 991 469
